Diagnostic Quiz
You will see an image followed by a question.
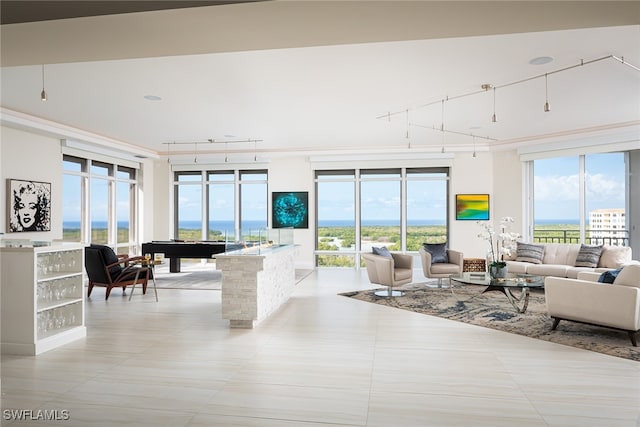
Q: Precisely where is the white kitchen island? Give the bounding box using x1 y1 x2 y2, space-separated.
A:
217 244 296 328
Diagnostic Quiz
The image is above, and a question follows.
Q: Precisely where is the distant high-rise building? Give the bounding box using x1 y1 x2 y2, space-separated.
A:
589 208 627 246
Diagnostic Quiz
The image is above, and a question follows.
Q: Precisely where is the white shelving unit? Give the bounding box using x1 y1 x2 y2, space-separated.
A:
1 241 86 355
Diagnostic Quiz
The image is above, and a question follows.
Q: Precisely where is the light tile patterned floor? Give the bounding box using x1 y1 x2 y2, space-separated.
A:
2 269 639 426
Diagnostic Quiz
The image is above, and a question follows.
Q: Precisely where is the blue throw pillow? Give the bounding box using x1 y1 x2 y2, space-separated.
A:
598 268 622 284
372 246 392 258
423 243 448 263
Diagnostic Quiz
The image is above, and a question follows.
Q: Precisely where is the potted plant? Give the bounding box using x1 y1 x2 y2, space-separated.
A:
478 217 520 279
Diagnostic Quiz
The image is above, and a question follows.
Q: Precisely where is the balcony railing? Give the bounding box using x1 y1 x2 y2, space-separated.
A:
534 228 629 246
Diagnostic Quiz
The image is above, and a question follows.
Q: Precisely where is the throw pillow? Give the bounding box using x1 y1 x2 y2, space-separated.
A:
597 268 622 284
612 264 640 288
372 246 392 258
575 244 603 268
423 243 448 263
515 242 545 264
598 245 632 268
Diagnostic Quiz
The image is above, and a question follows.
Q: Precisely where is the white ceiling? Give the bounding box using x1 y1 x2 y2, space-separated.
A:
1 1 639 161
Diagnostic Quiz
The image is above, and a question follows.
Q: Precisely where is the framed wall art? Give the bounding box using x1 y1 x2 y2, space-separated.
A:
7 179 52 232
455 193 490 221
272 191 308 229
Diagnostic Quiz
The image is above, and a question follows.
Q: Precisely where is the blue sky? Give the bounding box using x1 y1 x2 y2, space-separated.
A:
64 153 626 224
534 152 625 220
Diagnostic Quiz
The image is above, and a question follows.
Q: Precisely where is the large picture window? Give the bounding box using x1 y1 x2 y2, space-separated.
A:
315 167 449 267
174 169 268 242
62 155 139 254
532 152 628 246
208 171 235 241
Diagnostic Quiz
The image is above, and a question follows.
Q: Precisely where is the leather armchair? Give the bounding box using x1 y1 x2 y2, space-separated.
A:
362 252 413 297
84 244 151 300
419 247 463 287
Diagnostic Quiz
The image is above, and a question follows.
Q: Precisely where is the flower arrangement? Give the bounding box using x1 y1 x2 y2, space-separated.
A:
477 217 521 269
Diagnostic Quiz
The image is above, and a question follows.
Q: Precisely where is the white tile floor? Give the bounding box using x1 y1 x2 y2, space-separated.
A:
2 268 639 426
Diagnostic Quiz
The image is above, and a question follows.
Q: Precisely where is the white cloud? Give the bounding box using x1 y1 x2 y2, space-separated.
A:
535 173 624 204
534 174 579 201
586 173 625 202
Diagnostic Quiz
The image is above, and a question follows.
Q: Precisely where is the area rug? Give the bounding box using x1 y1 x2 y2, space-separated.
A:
340 283 639 361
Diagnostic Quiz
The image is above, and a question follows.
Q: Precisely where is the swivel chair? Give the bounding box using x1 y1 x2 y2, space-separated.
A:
362 252 413 297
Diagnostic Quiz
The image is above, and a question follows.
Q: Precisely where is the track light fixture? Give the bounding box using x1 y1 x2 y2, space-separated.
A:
543 73 551 112
492 88 497 123
378 54 640 152
40 64 47 102
253 139 258 162
405 110 411 148
162 138 263 164
472 135 477 158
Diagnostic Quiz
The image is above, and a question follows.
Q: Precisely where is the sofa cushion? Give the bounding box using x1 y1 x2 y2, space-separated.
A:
515 242 544 264
372 246 392 258
598 268 623 284
612 264 640 288
574 244 603 268
505 260 529 274
565 266 597 279
542 243 581 265
598 245 632 268
526 263 569 277
423 243 448 263
394 268 413 281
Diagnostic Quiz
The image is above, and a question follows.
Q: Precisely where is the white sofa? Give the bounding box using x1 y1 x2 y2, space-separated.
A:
506 243 632 279
545 264 640 346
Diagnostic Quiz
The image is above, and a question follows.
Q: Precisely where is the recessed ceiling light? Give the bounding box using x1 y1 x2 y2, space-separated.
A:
529 56 554 65
224 134 236 138
144 95 162 101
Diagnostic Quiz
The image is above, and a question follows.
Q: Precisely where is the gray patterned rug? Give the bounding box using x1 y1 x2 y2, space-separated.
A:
340 282 639 361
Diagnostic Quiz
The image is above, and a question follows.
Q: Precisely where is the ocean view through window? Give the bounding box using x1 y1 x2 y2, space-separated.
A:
533 152 628 246
63 155 138 253
315 167 449 267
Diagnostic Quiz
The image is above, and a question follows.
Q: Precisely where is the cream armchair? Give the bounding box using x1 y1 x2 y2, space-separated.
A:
362 252 413 297
419 247 463 287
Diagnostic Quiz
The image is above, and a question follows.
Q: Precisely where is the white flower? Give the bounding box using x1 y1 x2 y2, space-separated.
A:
477 216 520 267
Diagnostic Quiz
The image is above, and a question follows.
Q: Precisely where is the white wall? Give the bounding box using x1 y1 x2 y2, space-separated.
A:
0 126 63 240
268 156 315 269
149 159 171 241
450 151 495 259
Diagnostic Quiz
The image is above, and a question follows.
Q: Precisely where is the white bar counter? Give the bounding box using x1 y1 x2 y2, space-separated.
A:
217 244 296 328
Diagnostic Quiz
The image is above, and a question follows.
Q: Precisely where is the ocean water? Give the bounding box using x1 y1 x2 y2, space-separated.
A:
63 218 581 230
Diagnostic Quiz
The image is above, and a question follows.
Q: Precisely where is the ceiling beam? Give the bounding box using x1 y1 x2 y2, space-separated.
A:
2 1 639 67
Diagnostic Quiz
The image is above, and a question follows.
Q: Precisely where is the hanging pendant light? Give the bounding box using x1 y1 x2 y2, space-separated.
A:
472 135 477 158
406 109 411 149
40 64 47 102
543 73 551 112
492 88 497 122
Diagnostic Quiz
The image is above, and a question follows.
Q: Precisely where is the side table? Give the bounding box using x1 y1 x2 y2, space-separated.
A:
463 258 486 273
129 258 160 302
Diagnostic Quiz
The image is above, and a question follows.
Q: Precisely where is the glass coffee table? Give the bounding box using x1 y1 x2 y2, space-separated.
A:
449 271 544 313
